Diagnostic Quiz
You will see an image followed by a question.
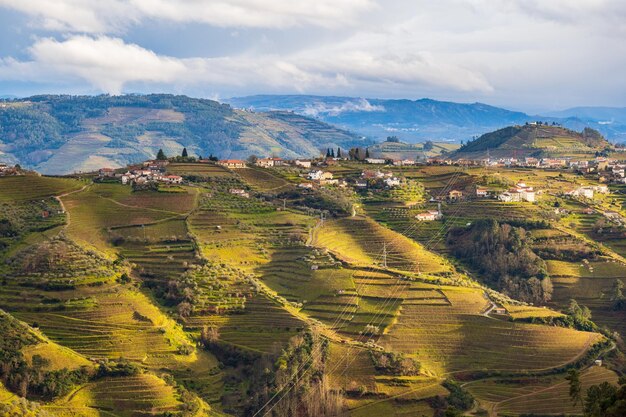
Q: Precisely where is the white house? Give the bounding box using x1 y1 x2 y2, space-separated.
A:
229 188 250 198
365 158 386 164
295 160 312 169
385 177 401 187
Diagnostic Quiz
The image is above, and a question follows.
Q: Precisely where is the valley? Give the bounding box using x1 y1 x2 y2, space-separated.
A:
2 143 626 416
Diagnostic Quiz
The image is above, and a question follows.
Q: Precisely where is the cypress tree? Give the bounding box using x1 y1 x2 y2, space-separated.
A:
182 147 188 158
156 148 167 160
337 147 342 158
365 148 370 158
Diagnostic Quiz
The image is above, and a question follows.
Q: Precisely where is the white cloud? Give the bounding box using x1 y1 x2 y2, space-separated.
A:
302 99 385 117
1 0 626 109
0 0 374 32
0 35 492 96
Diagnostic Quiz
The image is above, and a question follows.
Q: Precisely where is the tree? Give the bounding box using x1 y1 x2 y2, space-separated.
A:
541 276 554 302
156 148 167 160
330 148 335 158
566 368 583 406
610 279 624 301
181 147 188 158
247 155 258 164
326 148 331 158
337 147 342 158
610 279 626 310
200 325 220 345
584 381 618 416
365 148 370 158
423 140 434 151
177 302 192 318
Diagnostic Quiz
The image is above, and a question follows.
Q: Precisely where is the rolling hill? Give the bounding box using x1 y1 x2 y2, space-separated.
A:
0 94 371 174
451 124 612 159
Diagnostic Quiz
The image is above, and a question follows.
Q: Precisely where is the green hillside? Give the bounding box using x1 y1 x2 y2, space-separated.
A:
0 95 370 174
2 160 626 416
453 124 611 159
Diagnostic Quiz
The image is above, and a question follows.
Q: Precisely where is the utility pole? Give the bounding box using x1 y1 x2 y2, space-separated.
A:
382 242 388 268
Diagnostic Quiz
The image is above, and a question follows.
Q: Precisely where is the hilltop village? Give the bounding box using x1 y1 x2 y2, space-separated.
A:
94 148 626 227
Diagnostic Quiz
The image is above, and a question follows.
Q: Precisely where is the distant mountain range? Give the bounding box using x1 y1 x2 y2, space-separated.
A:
0 95 370 174
227 95 626 143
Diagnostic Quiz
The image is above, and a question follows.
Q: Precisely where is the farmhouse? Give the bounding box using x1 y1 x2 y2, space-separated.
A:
365 158 386 164
218 159 246 169
384 177 401 187
256 158 274 168
355 179 368 188
416 210 442 221
229 188 250 198
294 159 312 168
256 157 284 168
99 168 116 177
448 190 463 200
308 170 333 181
162 175 183 184
565 187 594 199
514 182 536 202
493 306 508 315
475 187 488 198
298 182 314 189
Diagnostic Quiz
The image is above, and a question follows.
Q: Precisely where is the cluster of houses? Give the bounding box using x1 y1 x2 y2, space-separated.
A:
498 182 536 203
356 170 401 188
363 157 418 166
300 169 404 190
0 163 19 176
564 185 609 200
98 160 183 185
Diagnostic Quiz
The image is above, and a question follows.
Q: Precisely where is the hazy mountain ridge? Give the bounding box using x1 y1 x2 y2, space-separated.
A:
0 94 370 174
227 95 626 143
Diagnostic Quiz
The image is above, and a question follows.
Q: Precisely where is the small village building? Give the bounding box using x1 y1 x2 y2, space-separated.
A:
294 160 312 168
385 177 401 187
498 192 518 202
493 306 508 315
218 159 246 169
256 158 275 168
162 175 183 184
416 210 442 221
448 190 463 200
476 187 488 198
99 168 116 177
365 158 386 164
355 179 368 188
298 182 314 189
229 188 250 198
308 171 333 181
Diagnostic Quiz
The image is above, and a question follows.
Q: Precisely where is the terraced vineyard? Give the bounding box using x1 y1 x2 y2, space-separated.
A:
466 366 619 416
1 163 623 417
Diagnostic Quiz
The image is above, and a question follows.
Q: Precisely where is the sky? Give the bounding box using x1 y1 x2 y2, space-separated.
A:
0 0 625 113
